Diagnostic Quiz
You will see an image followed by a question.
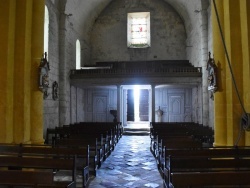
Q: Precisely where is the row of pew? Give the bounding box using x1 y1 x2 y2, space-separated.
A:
0 122 123 188
150 122 250 188
0 143 87 187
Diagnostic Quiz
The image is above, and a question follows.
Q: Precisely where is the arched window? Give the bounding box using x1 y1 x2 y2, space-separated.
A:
44 6 49 57
76 40 81 69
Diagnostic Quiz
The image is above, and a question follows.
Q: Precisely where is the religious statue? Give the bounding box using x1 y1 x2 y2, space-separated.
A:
110 110 117 122
39 52 50 99
156 106 163 122
206 52 217 99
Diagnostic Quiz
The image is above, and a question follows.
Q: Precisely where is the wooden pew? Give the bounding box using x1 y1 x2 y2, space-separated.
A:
0 143 90 188
0 156 76 188
171 170 250 188
150 122 214 147
156 136 202 176
0 170 75 187
51 123 117 162
21 144 90 187
54 137 100 176
163 147 250 188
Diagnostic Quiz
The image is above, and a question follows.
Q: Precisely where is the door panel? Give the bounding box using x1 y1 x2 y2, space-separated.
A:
127 89 134 121
93 96 107 122
168 94 184 122
139 89 149 121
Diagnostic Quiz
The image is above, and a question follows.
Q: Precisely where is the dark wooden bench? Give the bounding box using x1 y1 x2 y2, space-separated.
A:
163 147 250 188
171 171 250 187
0 143 90 188
54 137 100 175
155 136 202 176
0 170 75 187
150 122 214 147
51 124 116 162
0 156 76 188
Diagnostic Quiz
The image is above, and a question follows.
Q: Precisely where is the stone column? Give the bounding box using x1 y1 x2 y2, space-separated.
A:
30 0 45 144
213 0 245 146
151 85 155 122
0 0 15 143
117 85 121 122
240 0 250 145
0 0 45 144
212 0 228 146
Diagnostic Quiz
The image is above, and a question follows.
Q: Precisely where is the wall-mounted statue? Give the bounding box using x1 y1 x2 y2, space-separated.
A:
39 52 50 99
52 81 59 100
206 52 217 99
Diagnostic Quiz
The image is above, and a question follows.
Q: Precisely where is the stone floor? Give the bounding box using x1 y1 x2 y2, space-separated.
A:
87 135 163 188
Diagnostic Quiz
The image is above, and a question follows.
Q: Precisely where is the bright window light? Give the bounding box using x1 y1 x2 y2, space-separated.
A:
76 40 81 69
127 12 151 48
44 6 49 57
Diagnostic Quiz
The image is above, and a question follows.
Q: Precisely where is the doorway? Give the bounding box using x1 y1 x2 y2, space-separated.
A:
126 86 149 123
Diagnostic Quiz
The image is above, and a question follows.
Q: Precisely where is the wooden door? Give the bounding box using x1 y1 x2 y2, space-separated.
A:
168 94 184 122
139 89 149 121
93 95 107 122
127 89 134 121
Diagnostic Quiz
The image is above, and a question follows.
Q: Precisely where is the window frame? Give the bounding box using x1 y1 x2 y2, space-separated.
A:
127 12 151 48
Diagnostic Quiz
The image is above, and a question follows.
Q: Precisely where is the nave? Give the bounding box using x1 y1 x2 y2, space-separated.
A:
88 135 163 188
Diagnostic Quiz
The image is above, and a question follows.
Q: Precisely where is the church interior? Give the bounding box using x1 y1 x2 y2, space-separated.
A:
1 0 250 187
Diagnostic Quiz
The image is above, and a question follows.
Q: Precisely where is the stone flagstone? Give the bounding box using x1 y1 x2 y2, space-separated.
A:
88 135 163 188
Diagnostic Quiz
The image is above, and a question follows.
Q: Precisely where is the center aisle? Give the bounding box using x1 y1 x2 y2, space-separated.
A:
88 135 163 188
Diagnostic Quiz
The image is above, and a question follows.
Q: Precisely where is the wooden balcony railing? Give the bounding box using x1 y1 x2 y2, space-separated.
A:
70 67 202 79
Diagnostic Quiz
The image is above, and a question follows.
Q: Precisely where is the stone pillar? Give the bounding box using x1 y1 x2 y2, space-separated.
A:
212 0 228 146
224 0 244 146
117 85 121 122
30 0 45 144
151 85 155 122
240 0 250 145
213 0 245 146
0 0 45 144
0 0 15 143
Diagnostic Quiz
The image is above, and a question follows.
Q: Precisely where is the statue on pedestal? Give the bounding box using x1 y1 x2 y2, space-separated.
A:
110 110 117 122
156 106 163 122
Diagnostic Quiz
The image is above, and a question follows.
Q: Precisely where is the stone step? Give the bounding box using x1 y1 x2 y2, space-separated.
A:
123 128 150 136
123 128 150 132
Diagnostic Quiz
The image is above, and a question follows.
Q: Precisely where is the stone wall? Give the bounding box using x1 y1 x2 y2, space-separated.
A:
90 0 187 63
43 0 213 136
43 0 60 135
43 0 85 138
